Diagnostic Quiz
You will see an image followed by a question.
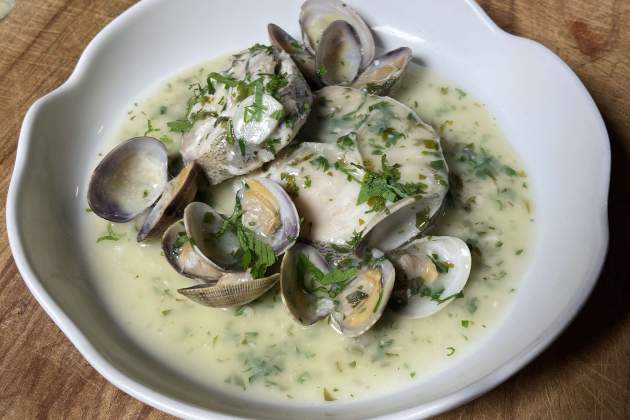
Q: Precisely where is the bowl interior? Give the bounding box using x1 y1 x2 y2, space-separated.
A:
9 0 609 418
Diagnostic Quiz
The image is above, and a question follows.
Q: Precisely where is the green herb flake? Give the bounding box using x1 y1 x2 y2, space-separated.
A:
158 134 173 144
173 233 189 251
225 119 236 145
310 155 331 171
167 119 193 133
430 160 446 170
467 297 479 314
303 175 312 189
355 155 426 213
455 88 467 99
336 133 356 150
261 138 281 154
427 253 453 273
296 371 311 384
280 172 299 196
461 320 470 328
446 346 456 356
96 223 125 243
144 119 160 137
317 65 328 78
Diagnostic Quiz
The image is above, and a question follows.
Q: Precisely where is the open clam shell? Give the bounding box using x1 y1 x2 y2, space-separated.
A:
137 162 200 241
238 177 300 255
329 250 395 337
178 272 279 308
389 236 472 318
353 47 412 96
315 20 363 86
268 23 319 87
162 220 223 282
300 0 375 69
280 243 334 326
280 244 394 337
183 202 241 272
87 136 168 223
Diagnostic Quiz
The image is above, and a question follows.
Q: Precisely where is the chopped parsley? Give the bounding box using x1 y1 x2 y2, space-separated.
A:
144 119 160 137
427 253 453 273
355 155 426 213
167 119 193 133
280 172 299 196
261 138 281 154
379 127 406 147
158 134 173 144
316 65 328 78
265 72 289 97
249 43 274 55
310 155 331 171
215 198 276 278
336 133 356 150
237 137 247 156
225 119 236 144
172 232 189 252
243 78 265 123
96 223 125 243
297 253 358 298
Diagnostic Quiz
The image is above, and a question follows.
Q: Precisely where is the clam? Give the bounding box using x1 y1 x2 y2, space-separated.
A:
329 250 395 337
178 272 280 308
280 244 394 337
167 178 300 308
299 0 375 69
183 202 241 272
238 177 300 254
269 0 409 94
162 221 223 282
137 162 200 241
389 236 472 318
352 47 412 96
315 20 363 86
268 23 319 87
280 243 334 325
87 137 168 222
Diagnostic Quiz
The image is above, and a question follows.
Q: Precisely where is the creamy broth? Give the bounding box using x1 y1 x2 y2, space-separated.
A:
80 56 533 403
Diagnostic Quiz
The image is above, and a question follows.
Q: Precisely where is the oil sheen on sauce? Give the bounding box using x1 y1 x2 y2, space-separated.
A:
80 56 534 403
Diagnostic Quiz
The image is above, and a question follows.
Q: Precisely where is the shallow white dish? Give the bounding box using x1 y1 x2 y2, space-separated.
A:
6 0 609 418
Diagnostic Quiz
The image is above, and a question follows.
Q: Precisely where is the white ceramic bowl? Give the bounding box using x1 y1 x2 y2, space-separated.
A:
6 0 609 418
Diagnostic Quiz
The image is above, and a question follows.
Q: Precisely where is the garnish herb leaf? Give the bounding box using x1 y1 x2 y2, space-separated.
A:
97 223 125 243
167 119 193 133
355 154 426 213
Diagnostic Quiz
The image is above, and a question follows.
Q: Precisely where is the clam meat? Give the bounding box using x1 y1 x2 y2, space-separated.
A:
389 236 472 318
280 244 394 337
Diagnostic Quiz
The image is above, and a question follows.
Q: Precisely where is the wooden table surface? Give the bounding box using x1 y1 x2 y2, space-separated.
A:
1 1 628 418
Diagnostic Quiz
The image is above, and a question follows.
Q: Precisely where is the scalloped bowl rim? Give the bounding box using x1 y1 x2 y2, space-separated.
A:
6 0 610 418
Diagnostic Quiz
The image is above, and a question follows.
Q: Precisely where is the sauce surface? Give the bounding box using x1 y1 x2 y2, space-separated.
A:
80 55 534 403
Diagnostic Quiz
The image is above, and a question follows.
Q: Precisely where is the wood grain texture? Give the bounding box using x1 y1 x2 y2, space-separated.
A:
0 0 628 418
